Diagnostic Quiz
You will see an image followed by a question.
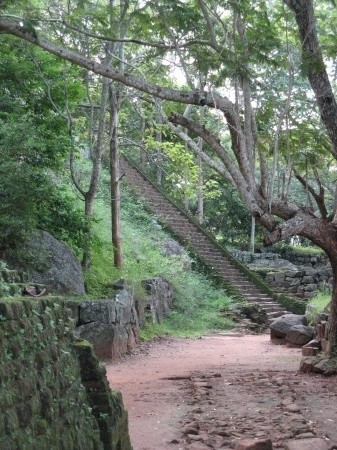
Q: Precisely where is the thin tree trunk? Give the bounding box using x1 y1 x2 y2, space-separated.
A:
328 262 337 357
109 88 123 268
197 154 204 224
250 217 255 253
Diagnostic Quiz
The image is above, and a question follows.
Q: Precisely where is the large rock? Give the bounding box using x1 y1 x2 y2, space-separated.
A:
285 324 314 346
6 230 85 294
270 314 307 339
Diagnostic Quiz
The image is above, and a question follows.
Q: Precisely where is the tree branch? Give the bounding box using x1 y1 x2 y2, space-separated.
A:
0 18 237 113
168 112 275 229
294 170 328 219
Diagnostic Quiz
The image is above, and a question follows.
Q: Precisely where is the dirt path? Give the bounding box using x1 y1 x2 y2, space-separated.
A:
106 333 337 450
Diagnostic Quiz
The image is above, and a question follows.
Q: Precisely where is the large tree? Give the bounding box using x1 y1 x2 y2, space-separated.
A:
1 0 337 357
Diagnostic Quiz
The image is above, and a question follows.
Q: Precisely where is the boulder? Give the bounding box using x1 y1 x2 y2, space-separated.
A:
285 325 314 346
270 314 307 339
5 230 85 294
80 300 116 324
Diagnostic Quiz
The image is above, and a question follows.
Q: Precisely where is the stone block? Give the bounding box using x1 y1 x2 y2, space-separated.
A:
321 339 330 353
235 438 273 450
76 322 115 359
302 346 318 356
80 300 116 325
265 273 275 283
299 357 315 373
303 284 316 292
274 272 286 283
284 271 298 278
284 437 328 449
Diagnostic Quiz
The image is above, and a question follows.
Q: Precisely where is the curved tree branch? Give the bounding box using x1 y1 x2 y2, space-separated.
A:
294 170 328 219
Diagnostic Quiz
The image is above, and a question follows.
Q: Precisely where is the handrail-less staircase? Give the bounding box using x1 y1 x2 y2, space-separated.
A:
121 156 295 323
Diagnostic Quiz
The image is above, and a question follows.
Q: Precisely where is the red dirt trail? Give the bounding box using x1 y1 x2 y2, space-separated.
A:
106 333 337 450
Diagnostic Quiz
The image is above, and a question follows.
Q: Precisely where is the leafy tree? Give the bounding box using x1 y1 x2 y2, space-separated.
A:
0 36 88 253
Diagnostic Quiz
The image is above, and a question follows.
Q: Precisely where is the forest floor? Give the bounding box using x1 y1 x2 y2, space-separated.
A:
106 333 337 450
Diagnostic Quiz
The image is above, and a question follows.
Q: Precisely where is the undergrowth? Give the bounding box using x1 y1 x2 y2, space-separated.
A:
84 187 234 338
306 291 331 323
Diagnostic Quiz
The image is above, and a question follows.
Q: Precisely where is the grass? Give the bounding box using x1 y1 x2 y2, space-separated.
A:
306 291 331 323
84 186 235 338
287 245 324 255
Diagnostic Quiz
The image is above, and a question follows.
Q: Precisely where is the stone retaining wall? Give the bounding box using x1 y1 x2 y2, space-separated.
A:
264 268 332 298
0 297 132 449
230 248 328 268
279 248 328 267
229 250 331 298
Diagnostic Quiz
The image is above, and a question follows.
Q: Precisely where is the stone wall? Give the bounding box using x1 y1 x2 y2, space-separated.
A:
230 248 328 268
0 297 132 450
264 268 332 298
229 249 331 298
278 248 328 267
229 250 279 265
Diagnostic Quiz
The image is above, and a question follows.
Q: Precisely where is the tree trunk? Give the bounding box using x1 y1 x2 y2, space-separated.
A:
81 75 110 268
109 88 123 269
81 195 94 269
328 258 337 357
197 155 204 224
250 217 255 253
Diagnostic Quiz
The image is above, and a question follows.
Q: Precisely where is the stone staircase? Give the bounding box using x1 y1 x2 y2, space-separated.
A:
121 156 291 323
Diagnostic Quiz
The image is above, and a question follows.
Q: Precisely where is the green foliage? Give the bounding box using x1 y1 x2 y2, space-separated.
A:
0 36 88 253
306 292 331 323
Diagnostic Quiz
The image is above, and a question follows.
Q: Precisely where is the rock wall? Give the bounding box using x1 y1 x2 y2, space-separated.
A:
69 277 174 359
229 249 332 298
230 248 328 269
0 297 132 450
278 248 328 267
264 268 332 298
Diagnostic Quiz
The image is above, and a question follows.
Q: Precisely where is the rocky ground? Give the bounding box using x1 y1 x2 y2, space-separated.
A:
105 333 337 450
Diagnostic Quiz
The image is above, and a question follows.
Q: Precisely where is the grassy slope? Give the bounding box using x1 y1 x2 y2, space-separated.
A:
84 188 234 338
